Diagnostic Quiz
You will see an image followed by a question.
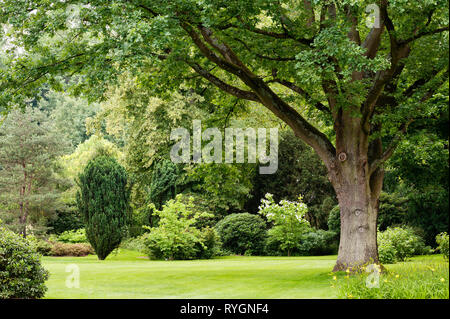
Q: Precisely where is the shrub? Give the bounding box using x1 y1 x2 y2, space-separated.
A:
436 232 449 261
76 155 130 260
28 236 52 256
297 230 338 256
49 242 94 257
143 195 219 260
215 213 267 255
0 226 49 299
258 193 309 256
378 240 397 264
377 226 428 263
56 229 88 243
196 227 222 259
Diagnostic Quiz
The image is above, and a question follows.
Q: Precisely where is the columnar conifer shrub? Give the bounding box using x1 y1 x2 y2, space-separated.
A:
76 156 130 260
0 226 49 299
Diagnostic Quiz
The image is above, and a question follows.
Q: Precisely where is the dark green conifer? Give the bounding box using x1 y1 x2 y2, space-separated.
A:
76 156 130 260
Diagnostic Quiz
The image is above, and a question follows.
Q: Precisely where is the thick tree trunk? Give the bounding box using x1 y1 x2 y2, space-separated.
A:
332 177 381 271
328 113 384 271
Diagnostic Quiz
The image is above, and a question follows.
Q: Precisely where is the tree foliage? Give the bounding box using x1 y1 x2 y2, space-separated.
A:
246 130 336 229
0 107 69 236
1 0 448 269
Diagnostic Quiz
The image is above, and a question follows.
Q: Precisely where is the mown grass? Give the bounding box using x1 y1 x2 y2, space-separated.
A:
41 250 448 299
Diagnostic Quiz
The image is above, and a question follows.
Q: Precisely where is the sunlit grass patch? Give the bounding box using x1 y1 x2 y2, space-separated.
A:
332 257 449 299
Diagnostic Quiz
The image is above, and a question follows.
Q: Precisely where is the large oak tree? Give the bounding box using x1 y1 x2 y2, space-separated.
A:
1 0 448 270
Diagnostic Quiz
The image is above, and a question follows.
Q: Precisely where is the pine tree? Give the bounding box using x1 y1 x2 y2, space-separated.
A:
76 155 130 260
0 107 68 237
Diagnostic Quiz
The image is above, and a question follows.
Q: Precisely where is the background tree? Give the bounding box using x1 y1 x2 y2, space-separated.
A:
246 130 336 229
0 107 69 237
149 160 179 210
39 90 100 150
76 155 130 260
1 0 448 270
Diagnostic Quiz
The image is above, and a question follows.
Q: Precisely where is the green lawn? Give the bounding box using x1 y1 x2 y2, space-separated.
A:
41 250 446 299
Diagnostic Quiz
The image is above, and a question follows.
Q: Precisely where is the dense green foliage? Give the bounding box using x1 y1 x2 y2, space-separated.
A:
149 160 179 210
377 227 430 264
248 131 336 229
0 107 69 236
76 156 130 260
297 230 338 256
142 195 219 260
47 210 84 235
51 228 88 244
0 226 49 299
258 193 310 256
327 205 341 236
215 213 267 255
39 90 100 149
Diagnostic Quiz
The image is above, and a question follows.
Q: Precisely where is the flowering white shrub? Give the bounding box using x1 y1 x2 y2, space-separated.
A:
258 193 310 256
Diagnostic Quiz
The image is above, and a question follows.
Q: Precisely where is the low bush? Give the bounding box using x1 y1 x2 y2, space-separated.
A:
378 240 397 264
298 230 338 256
0 226 49 299
32 239 53 256
436 232 449 261
196 227 222 259
258 193 310 256
50 242 94 257
377 226 430 264
143 195 220 260
215 213 267 255
333 261 449 299
54 228 88 244
266 229 337 256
